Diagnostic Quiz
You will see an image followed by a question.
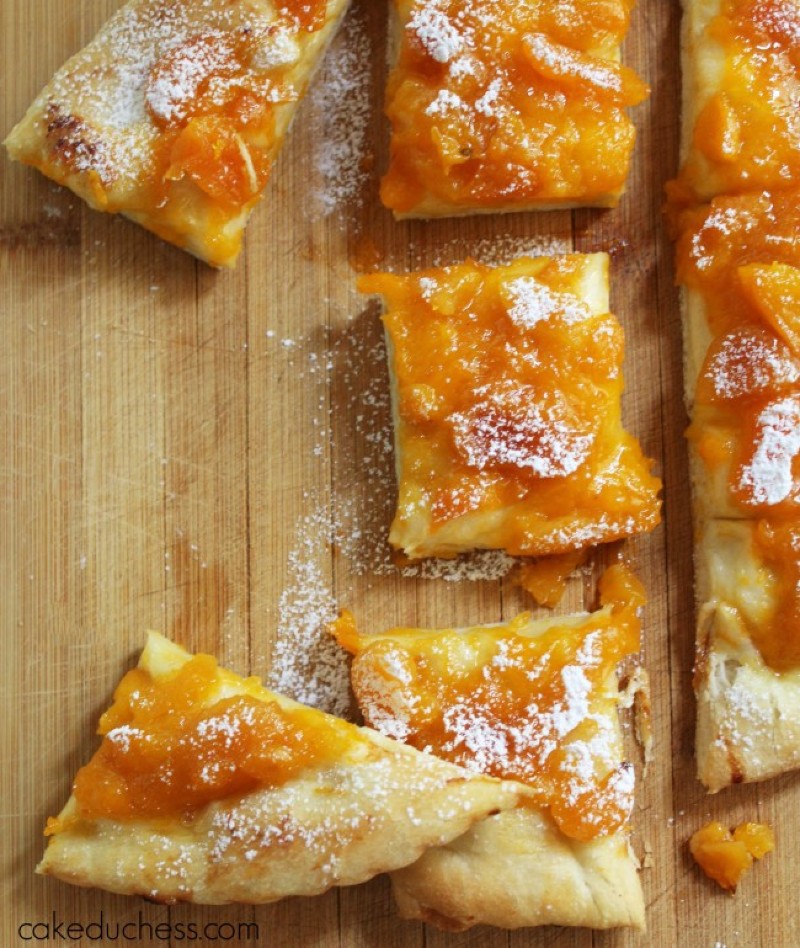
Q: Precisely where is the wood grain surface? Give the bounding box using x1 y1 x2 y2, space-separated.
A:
2 1 797 945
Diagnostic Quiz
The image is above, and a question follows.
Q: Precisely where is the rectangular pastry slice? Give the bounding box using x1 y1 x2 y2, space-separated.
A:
4 0 351 267
669 185 800 790
359 254 661 561
669 0 800 799
380 0 649 218
668 0 800 208
38 632 523 904
333 564 647 932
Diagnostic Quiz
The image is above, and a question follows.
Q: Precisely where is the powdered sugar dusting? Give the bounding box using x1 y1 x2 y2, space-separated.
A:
264 322 519 712
419 235 572 268
409 7 465 63
449 384 595 478
145 30 234 124
37 1 285 185
268 501 350 717
505 276 593 329
524 31 625 95
738 395 800 505
425 88 466 117
705 329 800 400
351 621 636 830
307 10 372 216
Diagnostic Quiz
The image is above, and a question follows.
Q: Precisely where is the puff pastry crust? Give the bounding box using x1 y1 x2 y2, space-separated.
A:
359 254 661 561
669 0 800 791
380 0 649 218
333 566 647 932
4 0 350 267
37 633 523 904
670 0 800 207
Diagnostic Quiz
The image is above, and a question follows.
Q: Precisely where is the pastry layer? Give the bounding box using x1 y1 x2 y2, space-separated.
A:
4 0 350 266
380 0 648 218
360 254 661 560
670 0 800 207
696 521 800 791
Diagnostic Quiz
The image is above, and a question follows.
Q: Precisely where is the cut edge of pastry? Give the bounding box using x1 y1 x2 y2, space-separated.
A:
696 600 800 792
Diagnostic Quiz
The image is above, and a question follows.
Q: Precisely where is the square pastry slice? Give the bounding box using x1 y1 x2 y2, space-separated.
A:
379 0 649 217
4 0 351 267
359 254 661 561
668 0 800 208
38 632 523 904
333 565 647 932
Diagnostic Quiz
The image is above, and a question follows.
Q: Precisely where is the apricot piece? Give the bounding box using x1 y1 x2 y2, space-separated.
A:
690 820 775 892
738 263 800 356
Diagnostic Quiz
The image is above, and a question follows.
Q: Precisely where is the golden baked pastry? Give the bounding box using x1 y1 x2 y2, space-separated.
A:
38 632 524 904
668 0 800 209
359 254 661 561
380 0 649 218
332 564 647 931
670 186 800 790
668 0 800 791
4 0 351 267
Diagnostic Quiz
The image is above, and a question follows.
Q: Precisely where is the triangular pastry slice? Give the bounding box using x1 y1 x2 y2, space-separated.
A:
38 632 523 904
4 0 351 267
333 565 647 931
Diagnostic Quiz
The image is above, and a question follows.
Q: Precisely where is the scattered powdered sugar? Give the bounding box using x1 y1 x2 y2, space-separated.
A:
524 32 623 95
145 30 234 124
441 701 515 774
474 77 503 117
418 276 439 300
307 10 372 216
268 501 350 717
449 54 478 78
545 664 593 738
351 651 420 742
251 27 300 70
105 724 149 753
41 1 271 183
505 276 592 329
265 316 530 712
738 395 800 505
418 234 572 268
425 88 467 117
409 6 465 63
350 613 635 830
745 0 800 48
690 204 765 271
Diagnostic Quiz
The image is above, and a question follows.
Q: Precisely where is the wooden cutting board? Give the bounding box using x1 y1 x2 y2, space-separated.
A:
2 1 797 944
